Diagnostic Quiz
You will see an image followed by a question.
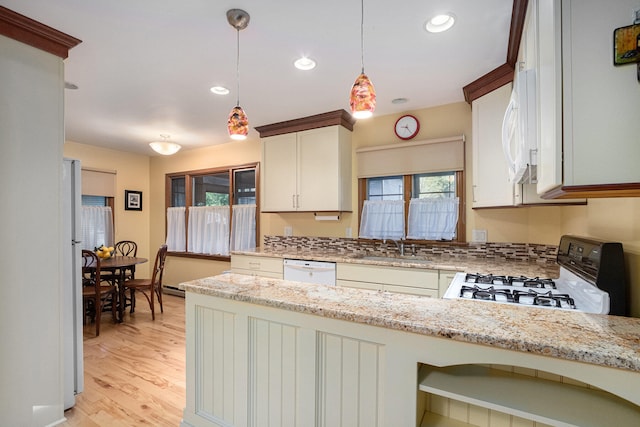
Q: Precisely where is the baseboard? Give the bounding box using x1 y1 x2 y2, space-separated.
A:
163 284 185 298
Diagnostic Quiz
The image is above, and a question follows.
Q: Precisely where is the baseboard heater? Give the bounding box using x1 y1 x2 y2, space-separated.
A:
163 284 185 297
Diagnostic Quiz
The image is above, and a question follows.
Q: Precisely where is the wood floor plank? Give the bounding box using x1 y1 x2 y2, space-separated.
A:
61 294 186 426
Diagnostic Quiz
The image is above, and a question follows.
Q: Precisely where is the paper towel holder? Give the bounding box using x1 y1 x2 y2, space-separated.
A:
314 213 340 221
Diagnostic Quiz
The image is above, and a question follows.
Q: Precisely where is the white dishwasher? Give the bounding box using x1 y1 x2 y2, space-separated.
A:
283 259 336 286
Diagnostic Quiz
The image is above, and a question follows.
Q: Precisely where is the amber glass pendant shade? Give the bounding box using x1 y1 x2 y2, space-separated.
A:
350 72 376 119
227 105 249 140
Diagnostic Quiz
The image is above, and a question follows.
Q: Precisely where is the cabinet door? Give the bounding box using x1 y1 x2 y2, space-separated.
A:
297 126 350 211
262 133 297 211
471 84 515 207
561 0 640 187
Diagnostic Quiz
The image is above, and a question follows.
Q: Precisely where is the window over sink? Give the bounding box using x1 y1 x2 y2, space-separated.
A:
165 163 259 259
355 135 466 242
359 171 463 242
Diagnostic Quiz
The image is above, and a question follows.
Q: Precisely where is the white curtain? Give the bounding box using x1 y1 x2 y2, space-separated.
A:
188 206 230 255
81 206 113 250
359 200 405 240
407 197 459 240
166 207 186 252
231 204 256 251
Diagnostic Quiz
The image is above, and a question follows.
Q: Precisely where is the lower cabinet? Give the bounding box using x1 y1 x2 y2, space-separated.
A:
337 263 453 298
230 254 283 279
181 292 398 427
181 290 640 427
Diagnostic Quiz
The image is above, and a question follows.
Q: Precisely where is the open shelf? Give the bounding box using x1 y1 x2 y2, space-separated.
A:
418 364 640 427
420 411 473 427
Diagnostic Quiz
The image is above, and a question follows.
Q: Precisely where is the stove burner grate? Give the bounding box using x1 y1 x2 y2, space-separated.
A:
458 285 576 309
464 273 556 289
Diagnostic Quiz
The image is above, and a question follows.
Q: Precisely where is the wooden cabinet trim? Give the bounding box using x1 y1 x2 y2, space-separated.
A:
254 109 356 138
462 0 527 103
0 6 81 58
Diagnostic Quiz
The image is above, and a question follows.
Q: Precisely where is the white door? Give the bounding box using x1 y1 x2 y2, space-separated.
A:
62 158 84 409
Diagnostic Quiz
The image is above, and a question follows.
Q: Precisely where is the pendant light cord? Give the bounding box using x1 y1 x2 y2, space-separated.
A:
360 0 365 73
236 28 241 107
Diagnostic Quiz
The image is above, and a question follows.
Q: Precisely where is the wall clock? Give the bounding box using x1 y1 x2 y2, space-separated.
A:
394 114 420 140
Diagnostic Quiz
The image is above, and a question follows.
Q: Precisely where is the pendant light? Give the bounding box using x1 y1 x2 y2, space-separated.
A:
349 0 376 119
226 9 250 140
149 134 181 155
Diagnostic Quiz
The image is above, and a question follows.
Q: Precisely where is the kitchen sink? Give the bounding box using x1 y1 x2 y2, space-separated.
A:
359 255 432 265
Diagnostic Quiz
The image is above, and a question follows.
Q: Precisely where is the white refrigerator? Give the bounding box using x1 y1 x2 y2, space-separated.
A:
62 158 84 409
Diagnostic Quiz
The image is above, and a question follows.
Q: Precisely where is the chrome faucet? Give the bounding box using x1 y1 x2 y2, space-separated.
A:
391 239 405 256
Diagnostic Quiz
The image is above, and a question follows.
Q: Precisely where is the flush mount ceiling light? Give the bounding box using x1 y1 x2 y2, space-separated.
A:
226 8 250 141
349 0 376 119
294 56 316 71
425 13 456 33
210 86 230 95
149 134 181 155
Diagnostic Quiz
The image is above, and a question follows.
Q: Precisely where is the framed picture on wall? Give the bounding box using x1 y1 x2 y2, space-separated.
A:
125 190 142 211
613 23 640 65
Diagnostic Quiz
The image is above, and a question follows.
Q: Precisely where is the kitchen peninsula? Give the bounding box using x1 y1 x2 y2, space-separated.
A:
179 273 640 427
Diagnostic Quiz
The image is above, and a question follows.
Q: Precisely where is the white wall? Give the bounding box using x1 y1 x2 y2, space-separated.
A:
0 35 66 425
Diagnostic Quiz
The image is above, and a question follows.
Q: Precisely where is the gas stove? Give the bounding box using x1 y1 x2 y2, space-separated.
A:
443 235 627 315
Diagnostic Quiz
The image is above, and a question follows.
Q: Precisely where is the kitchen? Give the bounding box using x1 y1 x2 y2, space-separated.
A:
2 0 640 426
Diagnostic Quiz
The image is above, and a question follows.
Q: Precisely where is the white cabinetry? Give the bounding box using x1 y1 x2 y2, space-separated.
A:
230 254 283 279
472 84 515 208
261 125 352 212
182 292 391 427
472 0 584 208
537 0 640 198
337 263 440 297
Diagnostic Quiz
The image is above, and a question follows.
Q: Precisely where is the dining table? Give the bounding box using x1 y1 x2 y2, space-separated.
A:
95 255 148 322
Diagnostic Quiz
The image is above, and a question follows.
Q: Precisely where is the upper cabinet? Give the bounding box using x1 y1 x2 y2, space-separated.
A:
471 83 585 208
536 0 640 198
256 110 354 212
472 84 515 208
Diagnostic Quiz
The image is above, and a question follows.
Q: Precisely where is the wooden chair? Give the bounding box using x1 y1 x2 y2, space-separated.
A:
82 250 117 336
122 245 168 320
104 240 138 310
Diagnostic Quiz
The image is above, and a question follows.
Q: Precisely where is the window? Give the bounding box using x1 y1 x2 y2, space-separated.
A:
359 171 464 242
81 196 114 250
165 163 259 258
413 172 456 199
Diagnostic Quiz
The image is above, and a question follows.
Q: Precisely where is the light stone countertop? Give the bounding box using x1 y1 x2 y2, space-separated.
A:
180 272 640 373
232 248 561 278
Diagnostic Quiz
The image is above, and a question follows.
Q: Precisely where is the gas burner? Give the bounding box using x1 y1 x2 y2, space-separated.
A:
508 276 556 289
464 273 509 285
513 289 576 309
460 285 514 303
465 273 557 289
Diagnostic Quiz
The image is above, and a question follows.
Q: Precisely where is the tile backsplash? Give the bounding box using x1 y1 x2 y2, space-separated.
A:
263 236 558 264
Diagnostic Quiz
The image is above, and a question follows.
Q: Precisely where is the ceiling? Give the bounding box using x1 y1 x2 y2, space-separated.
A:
2 0 513 155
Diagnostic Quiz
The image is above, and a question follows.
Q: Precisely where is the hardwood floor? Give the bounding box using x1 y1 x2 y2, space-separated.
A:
61 294 186 427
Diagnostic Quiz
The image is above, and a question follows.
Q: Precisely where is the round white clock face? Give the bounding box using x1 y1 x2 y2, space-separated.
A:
394 115 420 140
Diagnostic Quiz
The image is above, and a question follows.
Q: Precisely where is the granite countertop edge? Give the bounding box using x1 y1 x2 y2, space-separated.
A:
180 273 640 373
232 248 560 277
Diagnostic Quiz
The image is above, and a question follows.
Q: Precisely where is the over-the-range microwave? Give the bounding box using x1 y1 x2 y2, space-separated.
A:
501 65 537 184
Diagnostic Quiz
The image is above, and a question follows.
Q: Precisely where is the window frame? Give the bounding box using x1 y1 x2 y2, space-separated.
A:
357 171 465 243
165 162 260 260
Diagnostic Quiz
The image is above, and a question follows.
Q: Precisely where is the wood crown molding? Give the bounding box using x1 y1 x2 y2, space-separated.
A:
540 183 640 200
462 0 528 103
0 6 81 59
254 109 356 138
462 63 514 103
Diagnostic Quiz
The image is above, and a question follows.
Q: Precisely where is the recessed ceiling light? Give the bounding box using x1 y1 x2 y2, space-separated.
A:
210 86 230 95
392 98 409 104
425 13 456 33
294 56 316 71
